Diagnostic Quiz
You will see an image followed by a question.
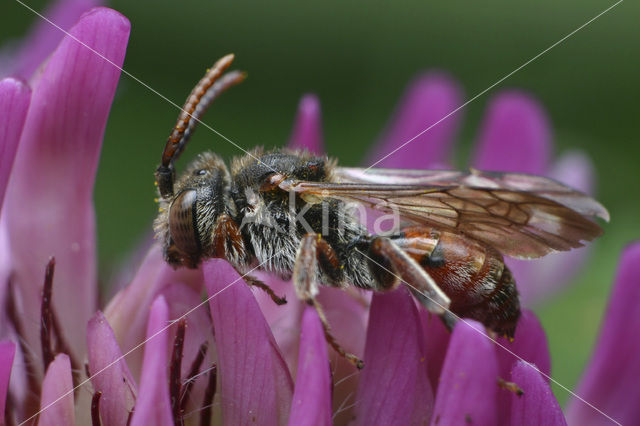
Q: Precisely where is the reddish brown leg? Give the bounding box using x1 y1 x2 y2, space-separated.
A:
367 236 453 319
293 233 364 369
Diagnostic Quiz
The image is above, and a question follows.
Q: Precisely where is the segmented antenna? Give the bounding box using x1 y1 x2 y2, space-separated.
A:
156 54 246 198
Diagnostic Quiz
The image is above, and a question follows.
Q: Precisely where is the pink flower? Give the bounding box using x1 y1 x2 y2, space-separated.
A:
0 4 130 424
1 3 635 425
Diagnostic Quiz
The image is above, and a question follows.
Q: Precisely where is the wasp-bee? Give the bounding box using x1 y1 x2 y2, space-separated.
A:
154 55 608 368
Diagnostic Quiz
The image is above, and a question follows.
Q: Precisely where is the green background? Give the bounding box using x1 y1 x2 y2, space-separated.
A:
3 0 639 408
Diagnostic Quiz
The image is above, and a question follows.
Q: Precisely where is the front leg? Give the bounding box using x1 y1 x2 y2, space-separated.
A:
293 233 364 369
241 271 287 305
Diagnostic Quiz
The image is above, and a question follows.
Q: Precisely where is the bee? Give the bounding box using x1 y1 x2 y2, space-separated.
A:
154 54 609 368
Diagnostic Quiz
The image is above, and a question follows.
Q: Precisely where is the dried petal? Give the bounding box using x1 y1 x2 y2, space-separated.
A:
369 72 463 168
355 288 432 425
287 94 324 154
39 353 75 426
473 91 551 174
509 361 566 426
204 259 293 425
3 7 130 365
129 296 173 426
566 243 640 425
431 320 498 425
87 311 137 426
288 306 332 426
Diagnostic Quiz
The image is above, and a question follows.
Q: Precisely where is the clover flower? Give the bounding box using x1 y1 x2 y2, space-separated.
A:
1 3 637 426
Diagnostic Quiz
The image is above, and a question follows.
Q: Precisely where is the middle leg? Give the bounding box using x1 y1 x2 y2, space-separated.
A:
293 233 364 369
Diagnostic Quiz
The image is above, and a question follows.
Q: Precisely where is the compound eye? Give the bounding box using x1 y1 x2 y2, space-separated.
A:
169 189 201 257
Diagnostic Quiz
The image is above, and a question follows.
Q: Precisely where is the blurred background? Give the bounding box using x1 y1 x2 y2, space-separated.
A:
3 0 639 406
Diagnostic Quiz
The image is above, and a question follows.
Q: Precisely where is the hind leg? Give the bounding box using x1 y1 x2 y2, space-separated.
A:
364 236 457 331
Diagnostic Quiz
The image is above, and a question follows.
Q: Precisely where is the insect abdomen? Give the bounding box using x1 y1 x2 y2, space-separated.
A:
393 227 521 337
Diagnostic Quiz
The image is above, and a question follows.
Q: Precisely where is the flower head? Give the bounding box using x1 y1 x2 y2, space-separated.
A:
0 3 634 426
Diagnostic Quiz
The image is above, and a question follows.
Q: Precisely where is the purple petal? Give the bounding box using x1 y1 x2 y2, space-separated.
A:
287 94 325 155
204 259 293 425
5 0 101 80
431 320 498 425
129 296 173 426
550 150 594 194
495 310 551 423
39 353 75 426
566 243 640 425
160 282 216 414
0 78 30 211
368 72 463 169
104 245 203 379
473 91 551 174
253 272 305 372
496 310 550 378
0 340 16 420
509 361 566 426
508 151 596 305
316 286 369 424
256 280 368 424
87 311 137 426
420 309 451 391
2 8 129 365
355 288 432 425
288 306 332 426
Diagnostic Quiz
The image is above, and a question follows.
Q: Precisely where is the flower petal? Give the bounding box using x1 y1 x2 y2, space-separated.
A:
496 310 551 423
0 340 16 420
3 7 130 365
129 296 173 426
5 0 101 80
204 259 293 425
431 320 498 425
566 243 640 425
368 72 463 168
420 309 451 392
105 244 203 379
0 78 30 211
473 91 551 174
550 150 594 195
317 286 369 424
509 361 567 426
355 288 432 425
496 309 550 378
288 306 332 426
506 151 597 305
253 272 305 372
39 353 75 426
287 94 324 155
87 311 137 426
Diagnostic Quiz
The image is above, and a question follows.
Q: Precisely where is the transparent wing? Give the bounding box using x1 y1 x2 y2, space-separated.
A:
278 167 609 259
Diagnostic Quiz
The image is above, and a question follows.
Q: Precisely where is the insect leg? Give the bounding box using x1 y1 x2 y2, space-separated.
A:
367 237 453 317
293 233 364 369
241 272 287 305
